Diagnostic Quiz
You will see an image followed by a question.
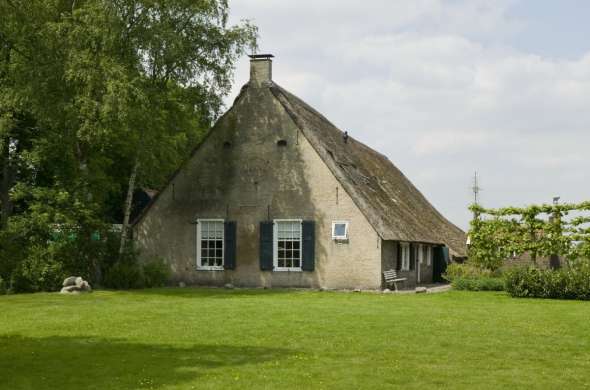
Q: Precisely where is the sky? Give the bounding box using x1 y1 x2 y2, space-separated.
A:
225 0 590 230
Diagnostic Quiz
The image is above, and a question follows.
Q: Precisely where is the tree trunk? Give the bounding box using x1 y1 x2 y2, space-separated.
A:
119 156 139 257
0 137 14 229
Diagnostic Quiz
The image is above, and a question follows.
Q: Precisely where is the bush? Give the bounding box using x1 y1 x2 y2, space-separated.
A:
10 245 66 293
444 263 493 281
0 277 6 294
505 262 590 300
142 258 170 288
445 263 504 291
103 260 144 290
103 253 170 290
452 276 505 291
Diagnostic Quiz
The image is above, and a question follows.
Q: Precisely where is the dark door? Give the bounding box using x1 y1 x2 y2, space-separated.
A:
432 246 448 283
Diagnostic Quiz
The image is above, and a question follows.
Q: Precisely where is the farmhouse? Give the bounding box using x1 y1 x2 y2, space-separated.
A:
134 54 467 290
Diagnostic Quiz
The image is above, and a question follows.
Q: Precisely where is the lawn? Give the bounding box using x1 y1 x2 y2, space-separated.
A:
1 289 589 389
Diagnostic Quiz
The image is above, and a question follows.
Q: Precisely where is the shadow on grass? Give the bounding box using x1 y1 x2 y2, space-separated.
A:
0 335 292 389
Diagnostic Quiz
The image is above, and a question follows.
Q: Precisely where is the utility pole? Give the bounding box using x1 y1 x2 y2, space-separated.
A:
472 171 482 205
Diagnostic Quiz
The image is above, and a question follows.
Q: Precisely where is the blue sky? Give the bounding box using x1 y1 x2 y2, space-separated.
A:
507 0 590 58
226 0 590 230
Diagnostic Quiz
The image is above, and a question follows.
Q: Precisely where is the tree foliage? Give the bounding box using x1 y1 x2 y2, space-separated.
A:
0 0 257 292
468 202 590 270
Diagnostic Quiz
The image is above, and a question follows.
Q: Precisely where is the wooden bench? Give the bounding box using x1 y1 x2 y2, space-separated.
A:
383 269 407 291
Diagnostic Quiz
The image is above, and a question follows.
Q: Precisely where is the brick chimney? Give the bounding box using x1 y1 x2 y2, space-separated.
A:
249 54 273 86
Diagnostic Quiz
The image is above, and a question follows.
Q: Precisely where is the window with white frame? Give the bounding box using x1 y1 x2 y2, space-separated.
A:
426 246 432 266
196 219 224 270
401 242 410 271
274 220 302 271
331 221 349 240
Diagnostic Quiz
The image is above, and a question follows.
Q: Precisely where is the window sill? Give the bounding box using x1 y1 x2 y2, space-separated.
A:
273 267 303 272
332 237 349 243
197 266 224 271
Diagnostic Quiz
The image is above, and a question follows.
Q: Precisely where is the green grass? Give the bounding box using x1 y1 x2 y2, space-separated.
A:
1 289 589 389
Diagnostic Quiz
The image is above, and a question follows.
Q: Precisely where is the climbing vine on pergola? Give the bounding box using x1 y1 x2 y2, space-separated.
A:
467 201 590 270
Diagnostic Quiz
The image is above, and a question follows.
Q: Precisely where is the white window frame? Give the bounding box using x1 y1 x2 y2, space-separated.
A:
418 244 424 264
426 246 432 266
401 242 410 271
331 221 349 240
196 219 225 271
273 219 303 272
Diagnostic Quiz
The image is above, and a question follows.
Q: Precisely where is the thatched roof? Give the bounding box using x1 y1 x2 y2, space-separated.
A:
268 84 467 257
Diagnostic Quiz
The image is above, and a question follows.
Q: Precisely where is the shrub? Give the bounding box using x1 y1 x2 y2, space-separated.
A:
452 276 504 291
103 260 144 290
142 258 170 288
444 263 493 282
0 277 6 294
505 262 590 300
445 263 504 291
10 245 66 293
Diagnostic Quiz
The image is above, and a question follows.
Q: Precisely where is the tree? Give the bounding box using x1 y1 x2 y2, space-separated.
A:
104 0 257 256
0 0 256 290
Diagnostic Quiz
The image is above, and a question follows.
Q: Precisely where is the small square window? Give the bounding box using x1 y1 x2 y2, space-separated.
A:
332 221 349 240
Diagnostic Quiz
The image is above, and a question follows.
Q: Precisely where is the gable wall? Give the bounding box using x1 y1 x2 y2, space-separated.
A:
134 86 382 289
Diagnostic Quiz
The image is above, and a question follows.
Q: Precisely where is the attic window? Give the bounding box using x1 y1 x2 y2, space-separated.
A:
331 221 349 240
223 141 232 149
277 139 287 147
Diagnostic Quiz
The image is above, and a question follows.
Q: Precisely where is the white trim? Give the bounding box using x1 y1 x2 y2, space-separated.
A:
418 244 424 264
196 219 225 271
401 242 410 271
331 221 349 240
273 219 303 272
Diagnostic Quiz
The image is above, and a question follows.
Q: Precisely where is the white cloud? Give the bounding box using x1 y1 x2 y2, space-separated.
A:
226 0 590 229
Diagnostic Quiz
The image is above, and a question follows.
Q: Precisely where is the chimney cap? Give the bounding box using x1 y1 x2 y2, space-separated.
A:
248 54 274 59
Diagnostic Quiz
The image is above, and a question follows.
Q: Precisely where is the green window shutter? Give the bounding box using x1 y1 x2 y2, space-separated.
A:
396 242 402 271
301 221 315 271
224 221 237 270
410 243 415 270
259 221 274 271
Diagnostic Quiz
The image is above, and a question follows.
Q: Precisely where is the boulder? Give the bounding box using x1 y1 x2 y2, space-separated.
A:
178 282 186 288
60 287 80 294
382 288 392 294
415 286 428 294
60 279 91 294
224 283 234 289
62 276 77 287
353 288 362 293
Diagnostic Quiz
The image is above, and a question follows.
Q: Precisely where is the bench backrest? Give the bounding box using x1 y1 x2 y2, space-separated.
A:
383 269 399 282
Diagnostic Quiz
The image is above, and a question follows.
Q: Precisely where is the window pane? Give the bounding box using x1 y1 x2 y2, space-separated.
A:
275 221 302 269
334 223 346 237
